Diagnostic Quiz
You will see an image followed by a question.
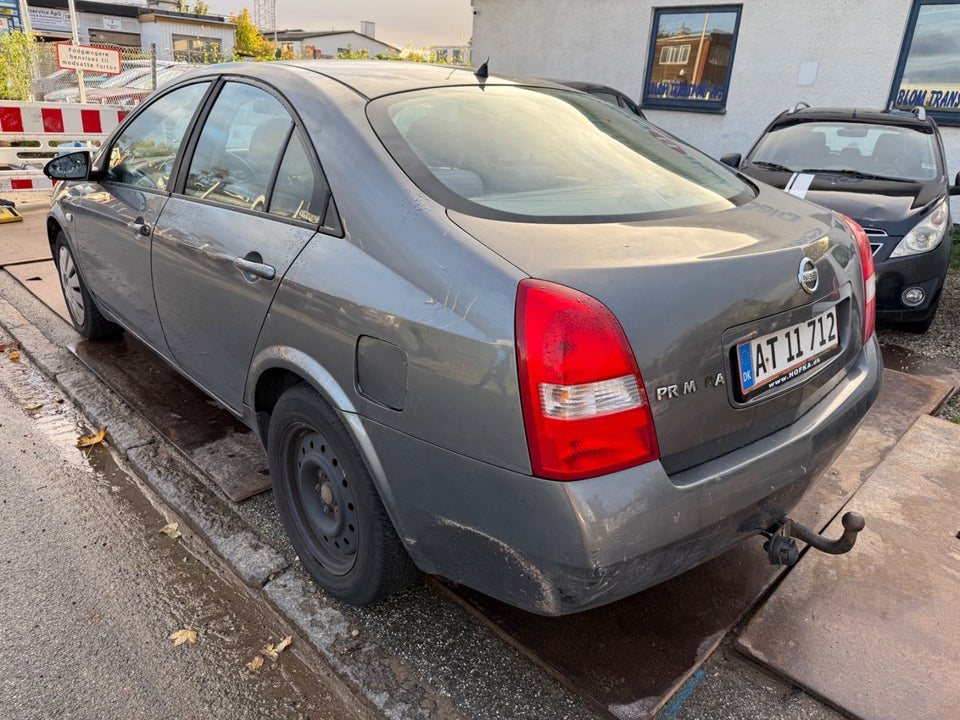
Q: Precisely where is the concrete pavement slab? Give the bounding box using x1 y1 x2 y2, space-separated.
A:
788 369 953 532
0 203 52 265
72 333 272 501
738 414 960 720
127 443 288 587
0 295 81 378
6 259 69 321
56 367 157 455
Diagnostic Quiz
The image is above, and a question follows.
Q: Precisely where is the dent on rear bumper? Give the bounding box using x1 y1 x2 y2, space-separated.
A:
368 337 882 616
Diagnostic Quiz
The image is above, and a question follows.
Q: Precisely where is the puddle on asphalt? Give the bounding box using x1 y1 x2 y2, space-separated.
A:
0 340 360 720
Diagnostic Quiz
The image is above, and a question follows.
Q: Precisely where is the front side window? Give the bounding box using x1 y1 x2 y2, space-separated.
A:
106 81 209 190
185 82 291 211
184 81 328 224
642 5 742 113
747 121 940 182
889 0 960 125
370 85 753 222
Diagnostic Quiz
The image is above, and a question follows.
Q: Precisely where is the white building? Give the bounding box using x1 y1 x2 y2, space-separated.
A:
471 0 960 183
25 0 235 62
274 24 399 59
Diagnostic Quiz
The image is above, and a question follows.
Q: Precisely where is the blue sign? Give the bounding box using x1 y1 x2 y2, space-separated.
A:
0 2 23 33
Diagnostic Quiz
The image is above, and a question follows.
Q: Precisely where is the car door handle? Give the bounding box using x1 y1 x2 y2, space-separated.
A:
127 217 151 236
234 256 276 281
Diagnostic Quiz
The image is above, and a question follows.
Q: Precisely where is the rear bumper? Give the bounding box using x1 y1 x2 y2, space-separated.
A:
367 337 882 616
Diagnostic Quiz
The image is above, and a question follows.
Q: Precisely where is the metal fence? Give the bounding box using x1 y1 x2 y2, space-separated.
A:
30 42 156 103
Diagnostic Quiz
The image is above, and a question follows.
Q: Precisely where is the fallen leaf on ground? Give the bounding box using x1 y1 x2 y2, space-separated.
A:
262 635 293 660
160 522 182 539
246 655 264 671
23 403 43 411
9 351 20 361
168 628 197 646
0 341 20 352
76 427 107 448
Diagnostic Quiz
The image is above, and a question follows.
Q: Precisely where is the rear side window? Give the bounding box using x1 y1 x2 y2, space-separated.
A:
268 129 326 224
369 85 753 222
105 82 209 191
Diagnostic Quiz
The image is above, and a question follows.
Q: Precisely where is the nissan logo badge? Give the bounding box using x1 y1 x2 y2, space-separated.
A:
798 257 819 294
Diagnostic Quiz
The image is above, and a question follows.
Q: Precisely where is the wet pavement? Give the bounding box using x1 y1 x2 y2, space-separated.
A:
0 331 362 720
73 334 271 501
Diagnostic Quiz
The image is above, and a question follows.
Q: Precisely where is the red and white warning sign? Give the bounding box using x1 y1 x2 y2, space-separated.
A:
1 101 128 192
56 42 122 75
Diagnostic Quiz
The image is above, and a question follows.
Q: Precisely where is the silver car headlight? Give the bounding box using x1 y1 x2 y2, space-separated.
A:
890 198 949 258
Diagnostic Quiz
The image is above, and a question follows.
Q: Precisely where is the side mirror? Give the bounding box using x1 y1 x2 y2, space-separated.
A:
43 151 91 181
951 171 960 196
719 152 741 168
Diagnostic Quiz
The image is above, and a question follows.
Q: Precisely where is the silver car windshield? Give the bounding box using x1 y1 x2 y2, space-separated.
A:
372 86 752 220
748 121 940 182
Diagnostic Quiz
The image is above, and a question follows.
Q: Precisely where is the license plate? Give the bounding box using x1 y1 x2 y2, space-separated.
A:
737 307 839 396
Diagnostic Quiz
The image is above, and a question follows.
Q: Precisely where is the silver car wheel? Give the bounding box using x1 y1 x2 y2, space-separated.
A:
58 244 85 326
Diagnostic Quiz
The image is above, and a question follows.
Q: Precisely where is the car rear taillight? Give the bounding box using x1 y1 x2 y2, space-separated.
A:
515 279 659 481
838 214 876 344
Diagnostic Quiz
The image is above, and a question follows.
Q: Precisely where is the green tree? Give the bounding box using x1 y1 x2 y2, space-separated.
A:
0 31 35 101
192 1 209 14
232 8 271 58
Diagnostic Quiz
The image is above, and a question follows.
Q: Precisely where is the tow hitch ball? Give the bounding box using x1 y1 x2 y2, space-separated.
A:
762 512 866 566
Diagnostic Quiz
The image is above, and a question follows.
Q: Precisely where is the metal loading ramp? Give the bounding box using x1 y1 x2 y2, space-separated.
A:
738 413 960 720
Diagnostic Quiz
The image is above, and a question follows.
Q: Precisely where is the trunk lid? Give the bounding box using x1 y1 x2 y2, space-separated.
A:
450 186 868 473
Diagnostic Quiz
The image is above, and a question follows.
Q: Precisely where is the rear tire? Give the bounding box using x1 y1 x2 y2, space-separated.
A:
267 384 418 605
54 232 120 340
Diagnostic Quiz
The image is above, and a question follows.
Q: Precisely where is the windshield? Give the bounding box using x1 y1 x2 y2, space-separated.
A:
748 121 940 182
369 85 752 221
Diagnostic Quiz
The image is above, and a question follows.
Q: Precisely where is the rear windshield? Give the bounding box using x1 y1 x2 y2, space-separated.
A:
747 121 940 182
368 85 753 222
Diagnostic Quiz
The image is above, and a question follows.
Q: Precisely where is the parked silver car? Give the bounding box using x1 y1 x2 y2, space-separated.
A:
44 61 881 615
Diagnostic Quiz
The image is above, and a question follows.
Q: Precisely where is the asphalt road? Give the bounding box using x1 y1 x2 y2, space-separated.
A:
0 343 363 720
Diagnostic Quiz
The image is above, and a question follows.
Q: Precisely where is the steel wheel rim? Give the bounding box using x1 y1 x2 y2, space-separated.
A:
288 424 358 575
58 245 85 326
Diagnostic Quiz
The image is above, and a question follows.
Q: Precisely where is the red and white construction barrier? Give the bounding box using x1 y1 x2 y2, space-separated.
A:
0 175 54 192
0 101 127 192
0 104 126 135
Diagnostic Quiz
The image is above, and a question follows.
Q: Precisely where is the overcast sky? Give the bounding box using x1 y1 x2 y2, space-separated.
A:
203 0 474 47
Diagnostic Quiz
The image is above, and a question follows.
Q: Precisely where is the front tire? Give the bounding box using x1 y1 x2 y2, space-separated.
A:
54 232 120 340
267 384 418 605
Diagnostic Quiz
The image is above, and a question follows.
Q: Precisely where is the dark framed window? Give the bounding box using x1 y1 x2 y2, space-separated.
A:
172 34 222 63
642 5 742 113
889 0 960 125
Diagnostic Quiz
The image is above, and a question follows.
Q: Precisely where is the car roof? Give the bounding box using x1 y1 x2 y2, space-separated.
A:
542 79 624 95
769 105 936 131
276 60 540 99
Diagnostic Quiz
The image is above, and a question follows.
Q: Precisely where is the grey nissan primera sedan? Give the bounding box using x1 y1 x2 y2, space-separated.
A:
44 61 881 615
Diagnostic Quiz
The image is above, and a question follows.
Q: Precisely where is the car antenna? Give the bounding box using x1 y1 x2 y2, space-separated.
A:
475 58 489 79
